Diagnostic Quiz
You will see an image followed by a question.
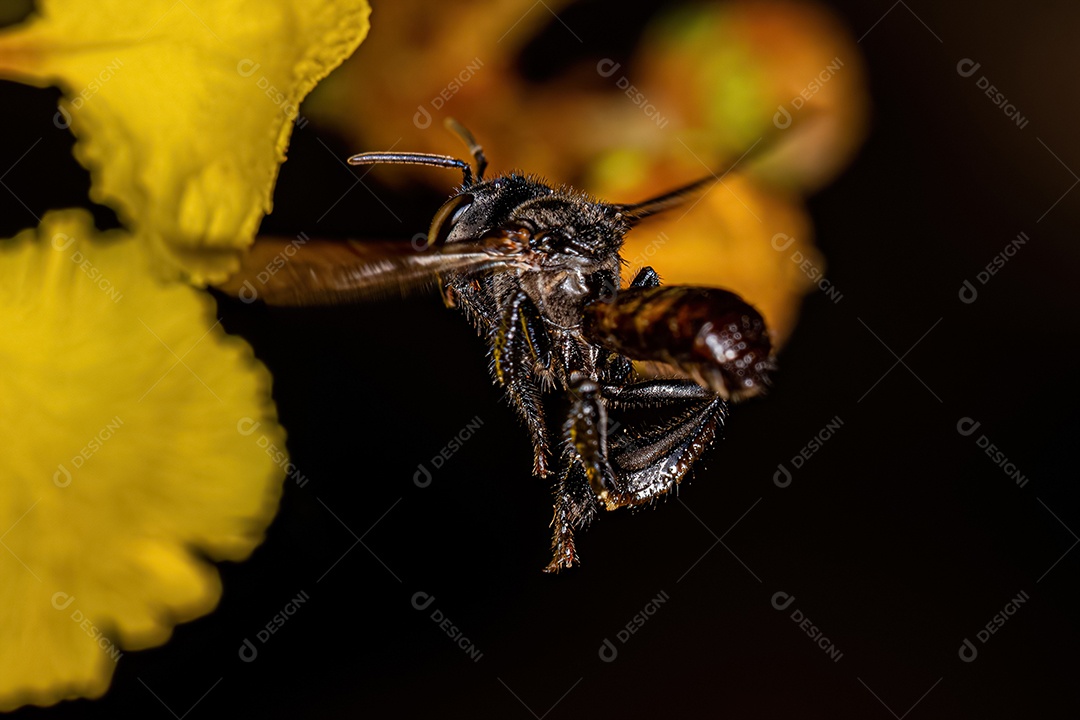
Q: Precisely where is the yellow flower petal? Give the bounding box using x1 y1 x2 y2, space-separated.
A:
0 210 286 710
0 0 371 284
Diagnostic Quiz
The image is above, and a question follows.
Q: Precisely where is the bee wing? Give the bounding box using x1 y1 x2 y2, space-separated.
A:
583 286 775 401
214 235 522 306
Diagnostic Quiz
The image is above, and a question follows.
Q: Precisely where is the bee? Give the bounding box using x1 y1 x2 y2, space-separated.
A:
220 120 775 572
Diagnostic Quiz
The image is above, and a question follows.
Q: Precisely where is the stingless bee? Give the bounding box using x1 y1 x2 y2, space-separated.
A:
220 120 775 572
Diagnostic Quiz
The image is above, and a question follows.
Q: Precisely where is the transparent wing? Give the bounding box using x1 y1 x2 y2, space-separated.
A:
215 235 524 306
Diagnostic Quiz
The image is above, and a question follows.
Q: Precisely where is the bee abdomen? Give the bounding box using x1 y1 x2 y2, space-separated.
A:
583 286 775 401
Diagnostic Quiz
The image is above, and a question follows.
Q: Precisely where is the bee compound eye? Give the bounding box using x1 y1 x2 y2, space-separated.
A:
427 193 474 247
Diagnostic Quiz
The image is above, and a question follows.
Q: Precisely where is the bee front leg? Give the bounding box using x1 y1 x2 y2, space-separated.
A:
493 291 553 476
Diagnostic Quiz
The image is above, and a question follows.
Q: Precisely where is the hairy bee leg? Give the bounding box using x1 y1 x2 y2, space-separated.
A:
606 386 727 509
493 291 552 476
544 457 597 573
565 374 618 509
546 382 724 570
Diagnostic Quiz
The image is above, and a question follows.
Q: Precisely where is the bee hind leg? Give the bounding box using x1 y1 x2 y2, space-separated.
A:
544 377 724 570
603 380 728 508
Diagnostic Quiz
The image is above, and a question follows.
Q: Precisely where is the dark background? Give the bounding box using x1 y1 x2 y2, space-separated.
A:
3 0 1078 717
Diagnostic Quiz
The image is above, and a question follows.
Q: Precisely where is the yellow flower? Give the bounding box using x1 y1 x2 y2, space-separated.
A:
0 0 372 709
0 0 371 284
0 210 286 710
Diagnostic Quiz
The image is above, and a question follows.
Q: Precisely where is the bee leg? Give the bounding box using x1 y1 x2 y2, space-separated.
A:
544 372 622 572
603 378 716 407
544 379 725 569
544 455 597 573
603 380 727 508
493 291 552 476
522 310 553 379
629 265 661 289
565 373 619 509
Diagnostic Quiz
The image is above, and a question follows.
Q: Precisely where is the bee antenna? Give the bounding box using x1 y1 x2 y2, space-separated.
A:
347 152 475 187
613 175 715 222
614 118 810 222
444 117 488 182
